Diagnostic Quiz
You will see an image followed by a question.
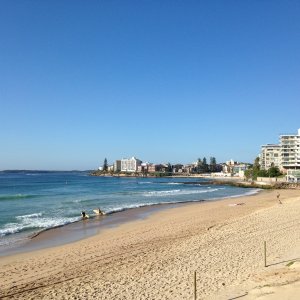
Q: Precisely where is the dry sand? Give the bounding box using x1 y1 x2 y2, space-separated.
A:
0 189 299 299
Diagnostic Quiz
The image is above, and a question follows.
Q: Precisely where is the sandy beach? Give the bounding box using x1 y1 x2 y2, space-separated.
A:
0 189 300 299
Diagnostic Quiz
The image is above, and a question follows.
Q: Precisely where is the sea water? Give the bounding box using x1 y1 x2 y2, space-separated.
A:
0 171 259 248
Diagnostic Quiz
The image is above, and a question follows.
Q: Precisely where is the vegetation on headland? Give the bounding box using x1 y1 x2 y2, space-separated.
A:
212 180 274 189
103 158 108 172
90 172 300 189
206 180 299 190
195 157 220 173
90 170 181 177
90 157 300 189
91 156 222 177
181 180 273 189
244 157 282 180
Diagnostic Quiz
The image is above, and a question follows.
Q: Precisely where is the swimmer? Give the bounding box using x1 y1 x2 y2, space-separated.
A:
81 211 89 219
93 208 105 215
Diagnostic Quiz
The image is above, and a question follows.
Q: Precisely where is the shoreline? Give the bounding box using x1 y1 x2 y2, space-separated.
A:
0 187 261 257
0 201 191 257
1 189 299 299
0 199 208 257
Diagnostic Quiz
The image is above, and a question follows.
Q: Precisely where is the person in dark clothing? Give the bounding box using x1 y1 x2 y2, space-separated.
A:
81 211 89 219
277 192 282 204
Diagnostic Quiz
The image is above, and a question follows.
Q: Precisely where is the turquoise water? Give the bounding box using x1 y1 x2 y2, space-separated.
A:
0 171 259 247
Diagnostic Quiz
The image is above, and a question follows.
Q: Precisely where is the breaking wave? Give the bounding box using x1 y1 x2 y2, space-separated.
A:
143 188 219 197
0 215 80 237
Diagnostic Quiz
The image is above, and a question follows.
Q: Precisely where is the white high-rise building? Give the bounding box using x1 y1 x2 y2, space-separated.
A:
280 129 300 170
121 157 142 172
260 144 281 170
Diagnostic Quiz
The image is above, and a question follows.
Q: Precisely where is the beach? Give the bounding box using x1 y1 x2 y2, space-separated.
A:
0 189 300 299
0 172 261 250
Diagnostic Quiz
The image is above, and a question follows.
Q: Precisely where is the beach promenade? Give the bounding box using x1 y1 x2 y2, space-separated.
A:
0 189 300 299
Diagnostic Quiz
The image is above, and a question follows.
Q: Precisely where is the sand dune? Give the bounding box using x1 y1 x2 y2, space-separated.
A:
0 189 299 299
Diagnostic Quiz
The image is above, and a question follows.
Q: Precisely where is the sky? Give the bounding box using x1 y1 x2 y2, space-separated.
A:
1 1 300 170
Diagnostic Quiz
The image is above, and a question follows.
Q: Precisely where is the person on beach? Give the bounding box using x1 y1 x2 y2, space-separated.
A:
277 192 282 204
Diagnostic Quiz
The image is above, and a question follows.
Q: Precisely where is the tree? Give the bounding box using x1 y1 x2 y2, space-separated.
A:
196 158 202 173
268 166 281 177
257 169 268 177
167 162 173 175
209 157 217 172
252 157 260 179
202 157 209 172
245 157 260 180
210 157 216 165
103 158 108 172
244 169 253 180
254 157 260 169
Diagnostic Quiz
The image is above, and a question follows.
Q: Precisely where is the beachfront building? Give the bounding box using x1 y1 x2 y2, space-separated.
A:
121 157 142 173
226 159 237 166
137 162 150 173
259 128 300 181
114 160 121 172
183 164 195 174
286 169 300 182
148 164 165 173
222 160 250 177
172 164 184 174
221 163 231 174
232 164 249 177
280 129 300 171
222 160 235 174
260 144 281 170
107 165 114 172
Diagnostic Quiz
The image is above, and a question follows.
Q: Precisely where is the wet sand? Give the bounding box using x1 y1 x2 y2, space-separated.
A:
0 202 196 257
0 189 300 299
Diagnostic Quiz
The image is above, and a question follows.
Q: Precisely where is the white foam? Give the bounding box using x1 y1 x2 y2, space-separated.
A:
105 202 166 214
143 188 219 197
209 188 261 201
16 212 43 219
105 188 261 214
0 216 80 237
105 198 208 214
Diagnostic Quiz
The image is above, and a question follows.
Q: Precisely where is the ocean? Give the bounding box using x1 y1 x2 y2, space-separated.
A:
0 171 260 249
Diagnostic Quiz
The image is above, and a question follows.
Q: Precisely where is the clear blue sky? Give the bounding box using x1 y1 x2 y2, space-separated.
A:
1 1 300 170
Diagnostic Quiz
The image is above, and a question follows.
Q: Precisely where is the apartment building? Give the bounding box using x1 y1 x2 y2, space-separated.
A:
147 164 163 173
121 157 142 172
137 162 150 173
114 160 121 172
280 129 300 170
260 129 300 173
221 160 250 176
260 144 281 170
